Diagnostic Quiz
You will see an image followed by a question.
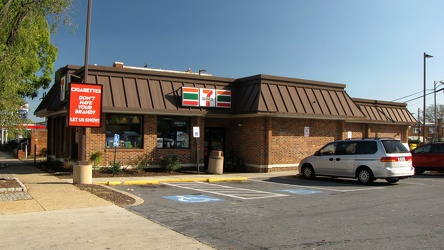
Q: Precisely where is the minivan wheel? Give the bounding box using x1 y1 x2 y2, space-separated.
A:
357 168 374 184
386 178 399 184
302 165 315 179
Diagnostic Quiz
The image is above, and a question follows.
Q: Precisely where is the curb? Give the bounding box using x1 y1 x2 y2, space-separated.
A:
0 178 27 193
95 177 249 186
99 184 145 207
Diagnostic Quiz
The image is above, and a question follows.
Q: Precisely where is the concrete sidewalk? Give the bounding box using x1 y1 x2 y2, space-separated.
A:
0 152 215 249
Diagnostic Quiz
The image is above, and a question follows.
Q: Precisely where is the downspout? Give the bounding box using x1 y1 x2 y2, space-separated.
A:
264 117 271 172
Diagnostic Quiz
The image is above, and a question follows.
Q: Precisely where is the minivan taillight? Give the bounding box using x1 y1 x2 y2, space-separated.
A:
381 157 398 162
380 156 412 162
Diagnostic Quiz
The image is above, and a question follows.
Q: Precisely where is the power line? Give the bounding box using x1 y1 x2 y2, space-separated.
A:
391 90 423 102
394 88 444 103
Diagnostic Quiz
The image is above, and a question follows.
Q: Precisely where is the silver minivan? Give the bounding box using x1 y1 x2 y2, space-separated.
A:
298 139 414 184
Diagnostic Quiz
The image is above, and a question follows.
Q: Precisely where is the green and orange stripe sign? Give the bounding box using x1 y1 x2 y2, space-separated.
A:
182 87 199 106
216 89 231 108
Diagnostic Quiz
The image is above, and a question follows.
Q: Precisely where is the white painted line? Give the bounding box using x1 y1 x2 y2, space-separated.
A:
250 179 385 192
164 181 289 200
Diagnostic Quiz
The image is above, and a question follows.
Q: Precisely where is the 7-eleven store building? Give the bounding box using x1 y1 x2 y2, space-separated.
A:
35 62 416 172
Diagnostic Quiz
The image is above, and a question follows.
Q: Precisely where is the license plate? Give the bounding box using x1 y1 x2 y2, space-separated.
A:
398 157 405 162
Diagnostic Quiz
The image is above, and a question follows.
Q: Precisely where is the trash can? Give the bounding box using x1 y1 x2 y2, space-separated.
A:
208 150 224 174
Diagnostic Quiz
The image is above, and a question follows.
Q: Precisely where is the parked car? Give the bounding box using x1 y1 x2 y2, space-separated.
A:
298 138 414 184
120 131 141 148
411 142 444 174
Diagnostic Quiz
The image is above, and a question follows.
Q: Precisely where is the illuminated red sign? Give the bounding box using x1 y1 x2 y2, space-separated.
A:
68 83 103 127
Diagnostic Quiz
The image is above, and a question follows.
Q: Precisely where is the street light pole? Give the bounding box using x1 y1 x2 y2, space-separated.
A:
78 0 92 165
434 80 444 142
423 52 433 144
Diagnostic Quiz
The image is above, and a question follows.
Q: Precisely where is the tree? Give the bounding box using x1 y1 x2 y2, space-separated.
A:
0 0 73 134
425 104 444 123
416 104 444 124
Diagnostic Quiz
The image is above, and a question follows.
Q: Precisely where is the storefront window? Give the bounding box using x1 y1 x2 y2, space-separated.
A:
157 117 190 149
106 114 143 148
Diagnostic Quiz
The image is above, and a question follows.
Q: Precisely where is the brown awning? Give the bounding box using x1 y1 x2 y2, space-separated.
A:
231 75 366 120
353 98 417 124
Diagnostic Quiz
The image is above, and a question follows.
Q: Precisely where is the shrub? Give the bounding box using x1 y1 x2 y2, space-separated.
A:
61 161 74 172
128 153 154 173
158 154 181 172
107 161 122 175
42 160 74 172
38 148 47 157
89 150 103 166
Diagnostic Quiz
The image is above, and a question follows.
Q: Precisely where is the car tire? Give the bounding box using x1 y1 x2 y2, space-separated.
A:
357 168 374 185
386 178 399 184
302 164 315 179
414 168 425 174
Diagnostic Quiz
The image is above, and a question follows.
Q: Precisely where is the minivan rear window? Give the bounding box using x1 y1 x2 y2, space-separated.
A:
382 140 410 153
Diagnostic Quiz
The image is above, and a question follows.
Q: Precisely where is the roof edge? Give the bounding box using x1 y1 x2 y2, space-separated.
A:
234 74 346 90
352 97 408 108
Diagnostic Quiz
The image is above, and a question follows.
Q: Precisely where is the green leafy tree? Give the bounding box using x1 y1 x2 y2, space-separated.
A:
0 0 74 133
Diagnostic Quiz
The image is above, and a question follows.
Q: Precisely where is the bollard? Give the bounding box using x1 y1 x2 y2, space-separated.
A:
73 164 93 184
208 150 224 174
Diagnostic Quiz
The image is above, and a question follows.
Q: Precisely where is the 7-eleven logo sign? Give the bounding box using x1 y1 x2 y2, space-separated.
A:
200 89 215 107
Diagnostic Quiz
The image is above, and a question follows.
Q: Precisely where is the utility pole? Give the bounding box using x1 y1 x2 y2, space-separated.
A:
417 108 420 141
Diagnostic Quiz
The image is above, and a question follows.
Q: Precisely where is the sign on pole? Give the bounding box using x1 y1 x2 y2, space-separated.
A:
193 126 200 138
193 126 200 174
113 134 120 147
68 83 103 127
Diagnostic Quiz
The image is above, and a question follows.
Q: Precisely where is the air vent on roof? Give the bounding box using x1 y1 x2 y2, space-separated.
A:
113 62 124 68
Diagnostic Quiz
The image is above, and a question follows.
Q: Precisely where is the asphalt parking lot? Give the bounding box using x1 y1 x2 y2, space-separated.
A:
115 173 444 249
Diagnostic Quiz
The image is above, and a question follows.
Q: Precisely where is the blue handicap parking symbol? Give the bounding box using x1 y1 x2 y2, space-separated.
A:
277 189 322 195
163 195 224 203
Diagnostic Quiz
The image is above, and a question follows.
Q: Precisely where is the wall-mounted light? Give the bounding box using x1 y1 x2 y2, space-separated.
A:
238 123 243 127
132 116 140 124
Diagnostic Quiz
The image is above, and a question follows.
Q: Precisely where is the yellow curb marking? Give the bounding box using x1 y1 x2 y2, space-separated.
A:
95 177 248 186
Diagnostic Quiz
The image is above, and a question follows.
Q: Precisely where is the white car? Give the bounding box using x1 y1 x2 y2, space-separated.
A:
298 138 414 184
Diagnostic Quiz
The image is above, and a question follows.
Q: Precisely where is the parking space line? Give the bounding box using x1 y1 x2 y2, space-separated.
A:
250 179 385 192
163 182 289 200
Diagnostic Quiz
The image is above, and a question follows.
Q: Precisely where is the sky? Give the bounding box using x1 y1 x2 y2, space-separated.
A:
28 0 444 122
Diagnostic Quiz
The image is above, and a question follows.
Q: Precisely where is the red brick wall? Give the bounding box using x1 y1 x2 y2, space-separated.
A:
30 129 47 156
344 123 365 139
62 113 410 172
367 124 408 141
84 115 204 168
225 117 342 171
268 118 341 165
226 117 266 166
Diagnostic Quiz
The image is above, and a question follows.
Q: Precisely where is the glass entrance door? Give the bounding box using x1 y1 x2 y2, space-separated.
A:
204 128 225 169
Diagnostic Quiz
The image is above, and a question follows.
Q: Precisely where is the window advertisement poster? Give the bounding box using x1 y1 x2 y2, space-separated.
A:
68 83 103 127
